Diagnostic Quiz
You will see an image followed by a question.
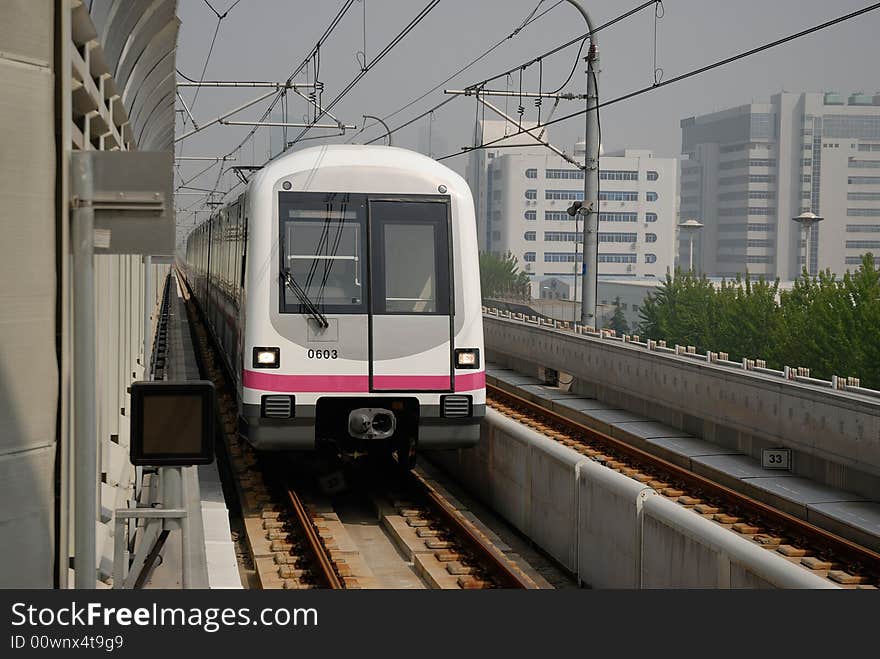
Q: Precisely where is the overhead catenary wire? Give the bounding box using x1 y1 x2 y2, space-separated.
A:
352 0 564 144
176 0 358 204
438 1 880 162
464 0 659 92
288 0 442 147
360 0 654 148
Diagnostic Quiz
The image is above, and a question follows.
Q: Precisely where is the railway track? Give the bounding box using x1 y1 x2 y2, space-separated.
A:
176 269 541 590
487 382 880 589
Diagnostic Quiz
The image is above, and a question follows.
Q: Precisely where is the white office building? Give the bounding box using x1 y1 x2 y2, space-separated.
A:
681 91 880 279
467 123 678 300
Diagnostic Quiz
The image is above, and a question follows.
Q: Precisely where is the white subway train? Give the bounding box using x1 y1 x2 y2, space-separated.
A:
183 145 485 466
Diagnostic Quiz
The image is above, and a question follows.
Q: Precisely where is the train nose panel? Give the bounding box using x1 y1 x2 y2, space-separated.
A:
347 407 397 440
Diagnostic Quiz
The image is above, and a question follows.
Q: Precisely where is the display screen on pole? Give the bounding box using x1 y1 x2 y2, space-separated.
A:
130 381 216 465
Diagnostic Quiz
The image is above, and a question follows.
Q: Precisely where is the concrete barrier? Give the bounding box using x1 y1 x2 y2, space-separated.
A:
484 409 533 535
577 459 656 588
429 408 840 588
641 495 836 589
528 434 584 572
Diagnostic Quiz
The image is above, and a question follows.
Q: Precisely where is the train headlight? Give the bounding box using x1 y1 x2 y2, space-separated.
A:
454 348 480 370
253 347 280 369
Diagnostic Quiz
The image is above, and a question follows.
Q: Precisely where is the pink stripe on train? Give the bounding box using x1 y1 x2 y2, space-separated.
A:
242 370 485 393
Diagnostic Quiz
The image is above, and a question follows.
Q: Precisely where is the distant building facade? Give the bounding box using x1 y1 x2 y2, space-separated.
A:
680 91 880 279
467 121 678 300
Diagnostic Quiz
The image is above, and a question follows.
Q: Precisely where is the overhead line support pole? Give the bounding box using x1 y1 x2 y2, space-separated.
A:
563 0 600 327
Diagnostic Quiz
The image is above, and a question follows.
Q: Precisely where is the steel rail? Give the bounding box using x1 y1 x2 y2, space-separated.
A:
287 488 343 589
487 382 880 579
409 470 539 589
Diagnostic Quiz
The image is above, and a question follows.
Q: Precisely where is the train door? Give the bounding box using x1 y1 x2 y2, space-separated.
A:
368 198 453 392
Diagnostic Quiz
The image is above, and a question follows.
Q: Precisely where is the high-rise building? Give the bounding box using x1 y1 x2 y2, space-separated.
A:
466 120 542 252
467 122 678 300
680 91 880 279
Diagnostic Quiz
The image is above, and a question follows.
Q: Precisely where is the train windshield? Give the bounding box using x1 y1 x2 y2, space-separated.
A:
280 198 367 314
278 193 450 317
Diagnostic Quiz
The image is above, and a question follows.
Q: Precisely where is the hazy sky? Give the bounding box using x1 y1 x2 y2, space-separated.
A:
174 0 879 219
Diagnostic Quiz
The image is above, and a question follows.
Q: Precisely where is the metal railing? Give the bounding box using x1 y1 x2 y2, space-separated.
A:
482 306 880 401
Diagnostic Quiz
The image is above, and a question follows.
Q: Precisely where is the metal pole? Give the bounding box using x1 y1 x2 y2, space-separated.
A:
174 89 278 143
689 234 694 272
805 225 811 275
71 153 97 589
161 467 186 587
562 0 600 326
143 256 152 377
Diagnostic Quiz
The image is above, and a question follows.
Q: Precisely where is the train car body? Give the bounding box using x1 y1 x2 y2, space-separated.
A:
184 145 485 462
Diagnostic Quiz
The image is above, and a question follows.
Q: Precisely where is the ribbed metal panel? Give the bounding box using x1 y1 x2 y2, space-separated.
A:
263 396 293 419
442 395 471 418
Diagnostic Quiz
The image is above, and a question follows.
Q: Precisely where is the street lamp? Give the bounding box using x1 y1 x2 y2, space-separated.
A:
677 218 704 272
792 211 824 276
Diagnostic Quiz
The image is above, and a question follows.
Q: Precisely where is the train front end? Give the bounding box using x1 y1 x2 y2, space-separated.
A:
240 145 485 464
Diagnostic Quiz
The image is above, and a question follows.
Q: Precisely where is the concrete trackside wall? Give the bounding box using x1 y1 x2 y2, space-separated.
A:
428 410 836 589
0 1 57 587
484 315 880 501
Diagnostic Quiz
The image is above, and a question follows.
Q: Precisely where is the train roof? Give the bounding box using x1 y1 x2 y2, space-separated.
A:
251 144 465 191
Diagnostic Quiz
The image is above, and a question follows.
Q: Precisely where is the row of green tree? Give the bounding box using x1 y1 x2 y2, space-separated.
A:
636 253 880 389
479 251 531 300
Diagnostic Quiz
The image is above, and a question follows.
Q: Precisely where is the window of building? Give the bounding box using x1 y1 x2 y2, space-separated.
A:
600 191 639 202
524 231 536 241
546 189 583 200
846 240 880 249
644 253 657 264
525 189 537 200
847 208 880 217
645 233 657 243
646 213 658 223
544 252 583 262
491 230 501 241
600 170 639 181
544 231 583 242
823 115 880 140
599 232 637 243
600 212 638 222
849 192 880 201
524 210 537 221
846 224 880 232
848 177 880 185
598 254 637 263
647 170 659 181
850 160 880 169
546 169 583 180
524 252 536 262
847 255 880 265
802 159 812 167
545 211 572 221
749 159 776 167
749 174 776 183
525 168 538 178
646 192 659 202
493 189 502 200
858 143 880 152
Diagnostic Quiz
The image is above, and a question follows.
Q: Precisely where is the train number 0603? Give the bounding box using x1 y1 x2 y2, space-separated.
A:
307 349 338 360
